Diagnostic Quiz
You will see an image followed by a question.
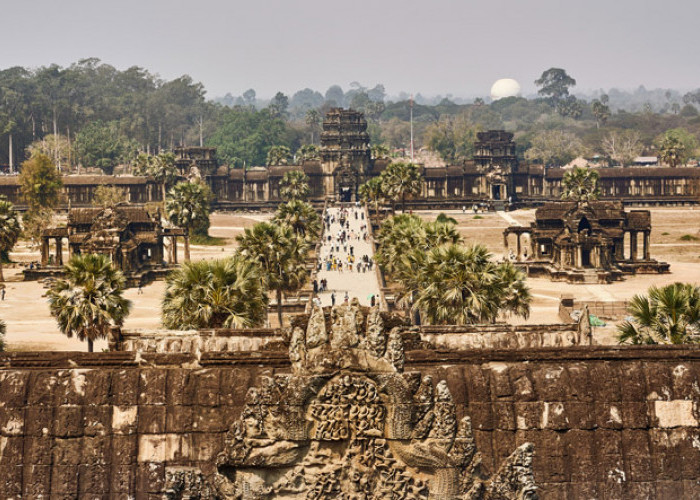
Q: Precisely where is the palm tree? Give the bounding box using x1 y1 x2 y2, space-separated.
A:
381 161 423 212
273 200 321 241
410 244 531 325
658 134 686 168
237 222 308 327
266 145 292 166
305 109 321 144
371 144 391 160
166 181 211 262
358 177 384 215
0 199 21 282
561 167 600 202
618 283 700 344
279 170 311 201
46 254 131 352
296 144 320 162
135 152 179 202
162 255 268 329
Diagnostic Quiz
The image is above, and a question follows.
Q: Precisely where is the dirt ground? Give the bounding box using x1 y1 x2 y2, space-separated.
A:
4 207 700 351
2 212 271 351
417 207 700 344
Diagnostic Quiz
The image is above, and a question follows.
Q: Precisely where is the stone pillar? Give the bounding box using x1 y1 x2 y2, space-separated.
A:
55 238 63 266
644 231 650 260
576 246 582 268
41 237 49 266
516 234 522 261
629 231 637 261
172 236 178 264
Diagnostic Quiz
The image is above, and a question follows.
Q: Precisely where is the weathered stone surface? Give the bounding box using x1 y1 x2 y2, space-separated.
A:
1 323 700 497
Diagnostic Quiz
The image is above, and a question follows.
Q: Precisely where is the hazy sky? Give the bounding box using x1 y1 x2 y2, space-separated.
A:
3 0 699 99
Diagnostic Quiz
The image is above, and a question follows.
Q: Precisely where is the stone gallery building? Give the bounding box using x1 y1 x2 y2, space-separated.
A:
0 109 699 210
28 205 184 286
503 201 669 283
2 302 700 498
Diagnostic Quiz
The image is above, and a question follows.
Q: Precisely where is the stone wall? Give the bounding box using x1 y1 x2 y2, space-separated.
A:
1 345 699 498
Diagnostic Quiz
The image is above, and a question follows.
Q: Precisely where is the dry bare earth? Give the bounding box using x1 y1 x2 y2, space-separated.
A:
2 212 270 351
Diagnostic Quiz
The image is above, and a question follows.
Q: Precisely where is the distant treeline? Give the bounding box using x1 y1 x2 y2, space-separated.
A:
1 59 699 172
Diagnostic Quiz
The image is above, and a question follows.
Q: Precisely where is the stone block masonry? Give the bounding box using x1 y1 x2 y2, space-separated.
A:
1 342 699 498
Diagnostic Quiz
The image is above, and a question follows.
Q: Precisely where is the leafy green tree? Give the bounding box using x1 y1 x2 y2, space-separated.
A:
591 99 610 128
162 255 268 329
267 145 292 166
93 185 128 208
206 107 289 167
269 92 289 118
237 222 308 327
656 128 698 167
524 130 584 167
561 167 600 202
535 68 576 104
359 176 385 215
618 283 700 344
305 109 322 143
47 254 131 352
279 170 310 201
19 153 63 210
75 121 135 174
556 95 583 119
273 200 321 241
296 144 320 162
0 199 20 281
165 181 211 261
381 161 423 213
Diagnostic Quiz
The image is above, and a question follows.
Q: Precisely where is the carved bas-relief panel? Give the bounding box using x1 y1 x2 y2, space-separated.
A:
168 302 537 499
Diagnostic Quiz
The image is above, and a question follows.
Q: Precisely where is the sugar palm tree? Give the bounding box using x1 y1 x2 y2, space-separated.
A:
279 170 310 201
267 145 292 166
410 244 530 325
135 152 179 202
0 199 21 282
561 167 600 202
618 283 700 344
658 134 686 168
166 181 211 261
162 254 268 329
381 161 422 213
296 144 320 162
47 254 131 352
237 222 308 327
359 176 384 215
273 200 321 241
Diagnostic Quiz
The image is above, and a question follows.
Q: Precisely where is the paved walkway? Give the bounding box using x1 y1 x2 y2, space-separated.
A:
496 210 522 227
315 205 381 307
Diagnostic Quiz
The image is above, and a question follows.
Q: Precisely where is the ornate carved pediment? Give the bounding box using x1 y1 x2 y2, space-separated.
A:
189 302 537 499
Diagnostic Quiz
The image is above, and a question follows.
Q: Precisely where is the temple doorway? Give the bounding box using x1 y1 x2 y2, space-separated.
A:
340 186 353 202
581 248 591 267
491 184 506 200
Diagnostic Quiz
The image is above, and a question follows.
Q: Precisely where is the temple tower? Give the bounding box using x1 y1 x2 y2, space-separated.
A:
473 130 518 201
320 108 371 201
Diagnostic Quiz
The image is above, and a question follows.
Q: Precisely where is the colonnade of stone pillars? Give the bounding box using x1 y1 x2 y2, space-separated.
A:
627 230 651 261
503 232 531 260
40 237 65 266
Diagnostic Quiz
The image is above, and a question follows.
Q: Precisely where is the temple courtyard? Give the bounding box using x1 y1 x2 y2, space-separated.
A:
2 207 700 351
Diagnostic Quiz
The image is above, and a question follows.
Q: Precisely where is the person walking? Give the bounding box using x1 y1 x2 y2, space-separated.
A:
331 293 336 306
